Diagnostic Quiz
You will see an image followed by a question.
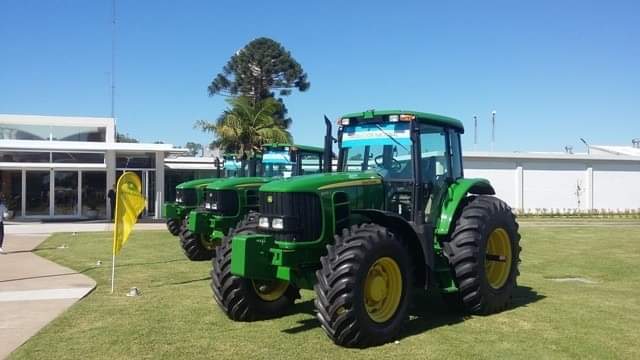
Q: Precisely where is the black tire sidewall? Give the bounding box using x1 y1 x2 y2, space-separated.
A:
477 209 519 303
351 237 412 339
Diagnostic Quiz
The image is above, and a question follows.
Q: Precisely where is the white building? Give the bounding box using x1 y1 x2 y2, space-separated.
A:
0 114 216 220
464 149 640 213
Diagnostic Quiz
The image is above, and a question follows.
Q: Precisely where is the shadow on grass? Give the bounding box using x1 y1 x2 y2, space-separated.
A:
279 286 545 339
167 276 212 286
0 266 99 283
400 285 545 340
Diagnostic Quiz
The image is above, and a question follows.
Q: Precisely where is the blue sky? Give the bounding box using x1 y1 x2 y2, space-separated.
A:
1 0 638 152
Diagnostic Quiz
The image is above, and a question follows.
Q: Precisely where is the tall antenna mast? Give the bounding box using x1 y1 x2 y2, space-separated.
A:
473 115 478 150
491 110 496 152
111 0 116 120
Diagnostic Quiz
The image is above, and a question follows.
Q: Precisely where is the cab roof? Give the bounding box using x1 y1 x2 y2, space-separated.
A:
262 143 325 154
340 109 464 132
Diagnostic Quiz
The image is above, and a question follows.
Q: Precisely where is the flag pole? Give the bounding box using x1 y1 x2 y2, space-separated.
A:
111 252 116 293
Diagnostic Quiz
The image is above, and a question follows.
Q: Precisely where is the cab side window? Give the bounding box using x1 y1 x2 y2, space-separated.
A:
449 130 463 179
300 151 322 175
419 125 449 183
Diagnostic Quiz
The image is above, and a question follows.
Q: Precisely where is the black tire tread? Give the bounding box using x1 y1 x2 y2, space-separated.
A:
444 195 521 314
211 213 297 321
314 223 412 348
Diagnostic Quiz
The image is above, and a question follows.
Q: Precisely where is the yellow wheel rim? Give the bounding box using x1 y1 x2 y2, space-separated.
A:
252 280 289 302
485 228 513 289
363 257 403 323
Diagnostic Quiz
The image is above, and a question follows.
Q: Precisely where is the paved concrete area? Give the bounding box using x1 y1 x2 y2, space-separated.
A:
5 221 165 234
0 232 98 359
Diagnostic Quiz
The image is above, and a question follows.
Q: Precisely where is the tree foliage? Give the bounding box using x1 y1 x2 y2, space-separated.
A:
116 132 139 143
195 96 291 159
185 142 203 157
208 37 310 102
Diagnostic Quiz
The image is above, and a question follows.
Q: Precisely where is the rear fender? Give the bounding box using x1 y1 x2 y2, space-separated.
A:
435 178 495 236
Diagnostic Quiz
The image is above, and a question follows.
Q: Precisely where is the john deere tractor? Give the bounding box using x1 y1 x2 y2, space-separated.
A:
163 156 244 237
211 110 521 347
179 143 327 261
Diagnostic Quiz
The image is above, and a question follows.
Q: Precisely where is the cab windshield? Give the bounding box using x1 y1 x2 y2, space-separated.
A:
223 159 244 177
261 150 293 178
340 122 413 180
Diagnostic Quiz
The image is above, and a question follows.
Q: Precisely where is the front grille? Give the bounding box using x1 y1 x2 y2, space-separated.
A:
259 192 322 242
176 189 197 206
206 190 239 216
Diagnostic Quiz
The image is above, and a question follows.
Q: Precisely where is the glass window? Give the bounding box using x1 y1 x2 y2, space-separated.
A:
117 153 156 168
52 152 105 164
340 122 413 180
26 171 50 216
449 130 463 179
52 126 106 142
0 170 22 215
82 172 106 219
300 151 322 175
0 151 50 162
0 124 50 140
147 171 155 216
420 126 449 182
54 171 78 215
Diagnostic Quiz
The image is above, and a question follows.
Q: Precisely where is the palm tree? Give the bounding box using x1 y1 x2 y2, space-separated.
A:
196 96 292 159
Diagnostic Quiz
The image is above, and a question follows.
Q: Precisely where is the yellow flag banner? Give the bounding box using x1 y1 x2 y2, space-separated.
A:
112 172 146 255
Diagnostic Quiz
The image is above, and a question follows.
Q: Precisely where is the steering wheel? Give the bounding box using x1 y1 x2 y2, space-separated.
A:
374 155 401 171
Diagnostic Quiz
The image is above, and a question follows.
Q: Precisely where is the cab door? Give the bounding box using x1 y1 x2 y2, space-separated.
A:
418 125 458 225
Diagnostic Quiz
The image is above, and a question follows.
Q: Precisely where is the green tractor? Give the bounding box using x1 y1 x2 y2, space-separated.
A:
212 110 521 347
179 143 327 261
163 156 244 236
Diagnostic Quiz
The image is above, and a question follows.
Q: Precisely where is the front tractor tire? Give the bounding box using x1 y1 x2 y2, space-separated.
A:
211 214 298 321
166 219 181 236
444 195 521 314
314 224 413 348
179 229 215 261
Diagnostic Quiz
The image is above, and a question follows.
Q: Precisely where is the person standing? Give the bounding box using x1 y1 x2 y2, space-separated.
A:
108 184 116 220
0 197 7 254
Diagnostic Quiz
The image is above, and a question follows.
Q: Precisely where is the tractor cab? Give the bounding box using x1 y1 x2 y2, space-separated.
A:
337 111 464 223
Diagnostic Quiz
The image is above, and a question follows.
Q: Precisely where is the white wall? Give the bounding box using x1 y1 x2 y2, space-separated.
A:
592 162 640 210
463 153 640 212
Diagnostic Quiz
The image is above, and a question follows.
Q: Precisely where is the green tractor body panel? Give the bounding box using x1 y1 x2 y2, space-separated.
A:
185 142 327 249
163 177 221 221
434 178 495 236
187 176 271 244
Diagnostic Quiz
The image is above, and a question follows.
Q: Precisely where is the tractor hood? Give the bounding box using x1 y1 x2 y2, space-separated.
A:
176 177 219 190
259 172 382 193
207 176 272 190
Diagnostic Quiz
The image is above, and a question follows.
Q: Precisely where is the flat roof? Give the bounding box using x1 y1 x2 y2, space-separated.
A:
0 114 114 127
0 139 189 154
465 151 640 162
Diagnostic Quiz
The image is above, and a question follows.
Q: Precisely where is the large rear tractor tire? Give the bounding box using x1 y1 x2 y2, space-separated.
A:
166 219 181 236
314 223 413 348
179 228 215 261
444 195 521 314
211 214 298 321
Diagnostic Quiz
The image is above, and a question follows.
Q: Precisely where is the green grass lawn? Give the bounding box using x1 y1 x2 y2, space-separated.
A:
10 223 640 359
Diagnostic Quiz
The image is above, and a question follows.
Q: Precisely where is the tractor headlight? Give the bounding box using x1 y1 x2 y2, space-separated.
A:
210 202 218 210
258 217 270 229
176 196 182 203
271 217 284 230
204 202 210 209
